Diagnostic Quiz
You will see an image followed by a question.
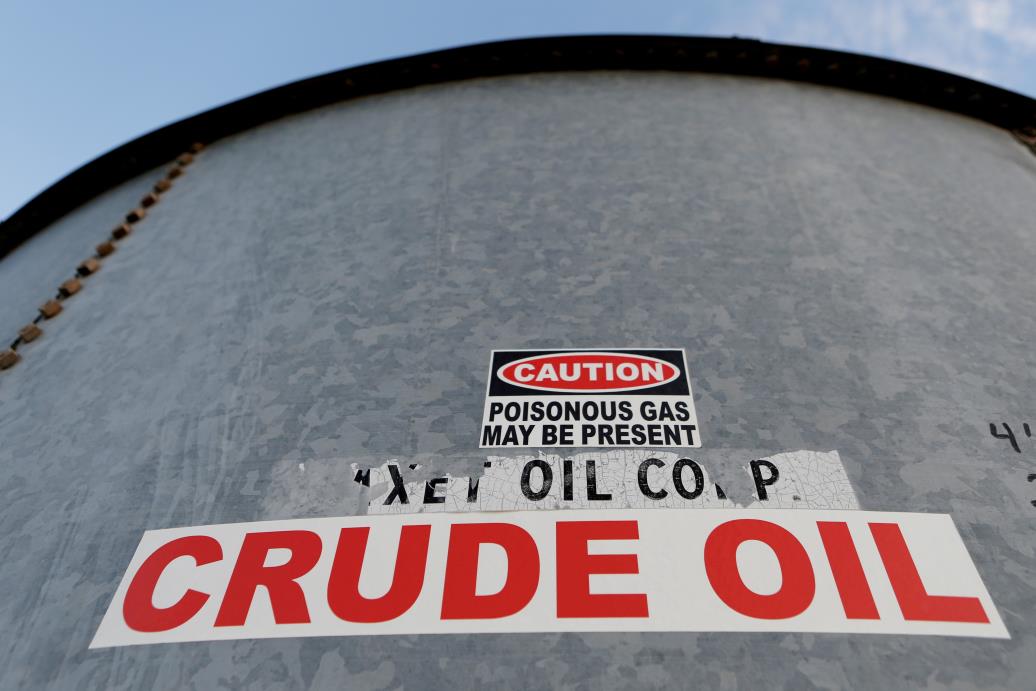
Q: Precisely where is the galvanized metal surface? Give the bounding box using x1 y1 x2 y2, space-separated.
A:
1 71 1035 689
0 167 159 336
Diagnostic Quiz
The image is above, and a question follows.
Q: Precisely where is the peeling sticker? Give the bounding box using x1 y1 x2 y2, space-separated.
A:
355 450 858 515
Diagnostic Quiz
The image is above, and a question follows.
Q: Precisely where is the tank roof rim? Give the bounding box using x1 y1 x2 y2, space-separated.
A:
4 33 1035 258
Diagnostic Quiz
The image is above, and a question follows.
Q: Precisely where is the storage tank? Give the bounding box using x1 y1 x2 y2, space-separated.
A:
1 36 1035 689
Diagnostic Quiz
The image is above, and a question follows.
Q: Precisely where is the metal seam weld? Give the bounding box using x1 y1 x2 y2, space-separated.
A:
0 145 204 372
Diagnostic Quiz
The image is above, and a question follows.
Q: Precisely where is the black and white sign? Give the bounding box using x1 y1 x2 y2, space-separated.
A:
480 348 700 448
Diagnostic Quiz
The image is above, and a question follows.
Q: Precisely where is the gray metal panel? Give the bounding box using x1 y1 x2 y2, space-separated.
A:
1 72 1035 689
0 168 159 334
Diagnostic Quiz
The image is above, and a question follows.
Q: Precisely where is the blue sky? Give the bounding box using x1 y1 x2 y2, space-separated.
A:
3 0 1036 221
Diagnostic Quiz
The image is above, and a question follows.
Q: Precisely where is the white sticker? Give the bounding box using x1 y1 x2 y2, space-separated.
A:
480 349 701 448
92 508 1007 647
358 450 858 514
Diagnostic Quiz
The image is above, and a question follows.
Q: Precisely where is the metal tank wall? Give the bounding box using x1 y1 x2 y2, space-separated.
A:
1 69 1035 689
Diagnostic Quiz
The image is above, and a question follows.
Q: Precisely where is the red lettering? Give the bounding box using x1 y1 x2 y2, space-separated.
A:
328 525 430 623
817 521 879 619
870 522 988 623
705 519 815 619
214 530 321 626
556 520 648 618
441 523 539 619
123 536 222 632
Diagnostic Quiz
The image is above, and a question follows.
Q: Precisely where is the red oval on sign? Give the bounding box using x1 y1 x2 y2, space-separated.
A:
497 352 680 393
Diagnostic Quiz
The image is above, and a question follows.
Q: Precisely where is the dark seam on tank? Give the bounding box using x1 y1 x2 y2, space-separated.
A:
0 146 203 374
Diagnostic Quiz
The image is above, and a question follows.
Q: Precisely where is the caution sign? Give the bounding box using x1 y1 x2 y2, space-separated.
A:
480 349 700 448
91 508 1008 647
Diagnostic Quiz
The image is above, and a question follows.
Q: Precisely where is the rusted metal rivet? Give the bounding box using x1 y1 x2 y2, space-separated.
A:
59 278 82 297
140 192 159 208
96 241 116 257
765 53 779 65
0 349 20 370
112 223 132 240
797 58 810 70
125 208 146 224
189 142 205 153
705 50 719 60
167 166 183 179
176 153 194 166
19 324 42 343
77 258 101 277
39 300 63 319
153 178 172 193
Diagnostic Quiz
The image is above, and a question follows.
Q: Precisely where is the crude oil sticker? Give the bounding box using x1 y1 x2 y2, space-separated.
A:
356 450 859 514
91 508 1008 647
480 349 700 448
